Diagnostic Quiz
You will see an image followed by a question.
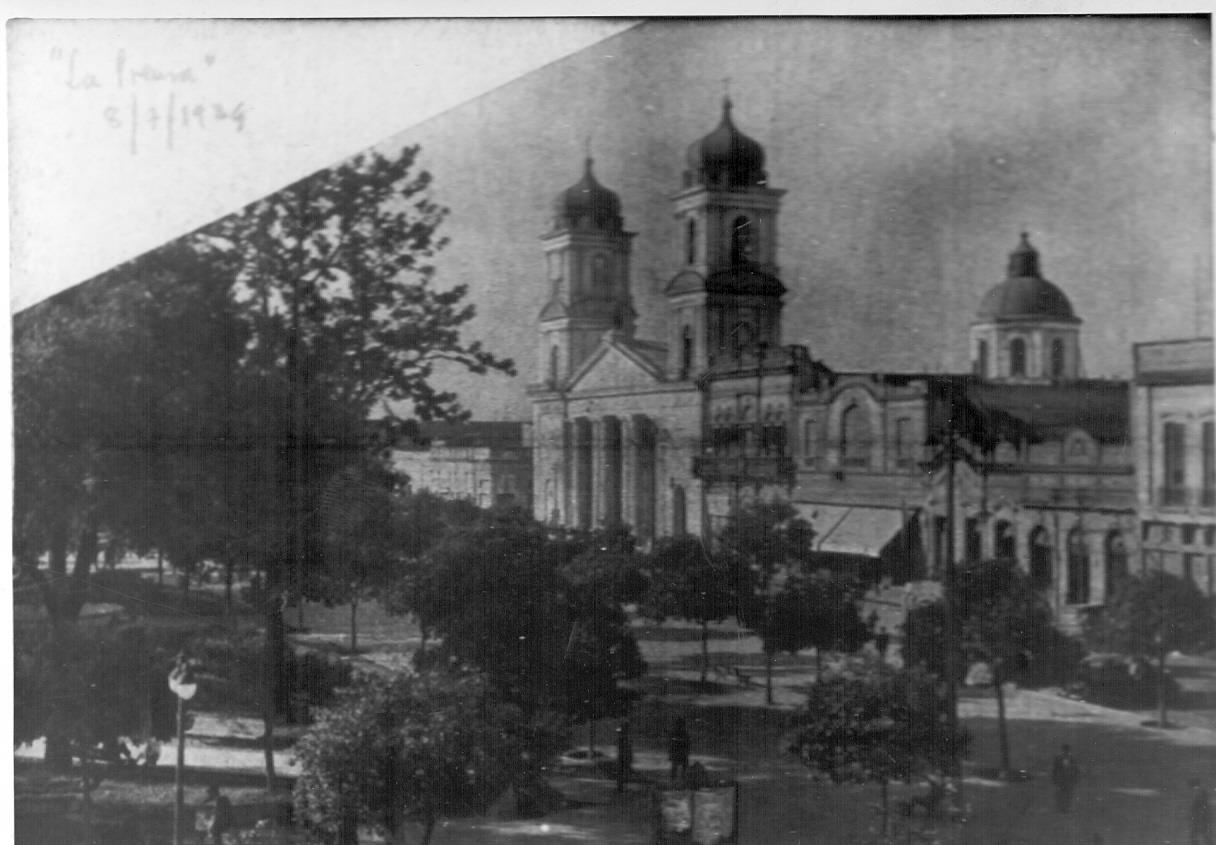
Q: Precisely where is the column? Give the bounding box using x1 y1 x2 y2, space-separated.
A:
591 418 607 527
621 417 638 536
572 418 593 530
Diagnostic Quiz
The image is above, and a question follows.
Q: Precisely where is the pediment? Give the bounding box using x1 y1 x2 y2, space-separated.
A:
568 336 664 392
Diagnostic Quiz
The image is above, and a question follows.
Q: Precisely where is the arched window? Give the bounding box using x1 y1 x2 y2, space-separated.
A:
686 218 697 265
731 320 752 359
1009 337 1027 376
680 325 693 378
840 403 871 468
1067 526 1090 605
1030 526 1052 588
1104 530 1128 592
591 254 610 292
549 345 560 386
730 215 753 265
975 339 989 377
995 519 1016 561
803 418 818 465
1051 338 1066 379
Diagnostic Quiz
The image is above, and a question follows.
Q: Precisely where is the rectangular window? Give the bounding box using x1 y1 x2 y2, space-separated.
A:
895 417 914 468
1162 421 1187 505
1203 421 1215 507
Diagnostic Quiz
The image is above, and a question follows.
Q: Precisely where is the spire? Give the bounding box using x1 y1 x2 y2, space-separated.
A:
1007 231 1041 278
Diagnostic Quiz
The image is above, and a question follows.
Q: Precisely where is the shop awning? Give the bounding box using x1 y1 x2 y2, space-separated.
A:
795 504 913 558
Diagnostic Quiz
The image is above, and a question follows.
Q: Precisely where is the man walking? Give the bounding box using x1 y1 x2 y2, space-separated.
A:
1050 744 1080 813
204 784 233 845
1190 778 1213 845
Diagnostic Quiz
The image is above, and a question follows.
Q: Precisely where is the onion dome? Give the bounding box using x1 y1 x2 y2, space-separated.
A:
684 97 768 190
553 157 623 232
975 233 1080 324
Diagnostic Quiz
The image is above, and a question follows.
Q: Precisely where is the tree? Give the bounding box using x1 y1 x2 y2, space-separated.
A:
192 144 514 782
643 536 738 686
294 669 541 845
766 569 870 682
1084 571 1216 728
13 243 253 625
316 463 439 652
787 669 970 837
15 623 177 841
904 559 1083 777
716 501 816 703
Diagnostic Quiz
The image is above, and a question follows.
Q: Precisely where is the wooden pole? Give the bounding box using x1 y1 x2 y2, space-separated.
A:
173 694 186 845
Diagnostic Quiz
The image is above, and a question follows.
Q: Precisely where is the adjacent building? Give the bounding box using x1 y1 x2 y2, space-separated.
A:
1132 337 1216 597
392 421 533 511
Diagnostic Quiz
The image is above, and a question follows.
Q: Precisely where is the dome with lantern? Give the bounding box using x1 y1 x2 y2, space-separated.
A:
684 97 768 190
976 233 1080 324
552 157 623 232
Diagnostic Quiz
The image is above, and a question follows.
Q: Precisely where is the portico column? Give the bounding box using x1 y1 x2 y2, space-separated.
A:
572 418 593 530
591 418 607 527
621 418 638 535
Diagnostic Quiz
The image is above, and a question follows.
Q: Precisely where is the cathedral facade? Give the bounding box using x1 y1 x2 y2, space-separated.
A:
529 99 1158 630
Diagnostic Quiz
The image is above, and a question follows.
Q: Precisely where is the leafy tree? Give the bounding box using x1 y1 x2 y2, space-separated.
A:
15 624 177 840
13 243 253 624
315 463 441 652
766 569 870 682
904 559 1083 777
191 144 513 781
788 669 970 836
643 536 738 686
294 669 542 845
1084 571 1216 727
716 501 816 703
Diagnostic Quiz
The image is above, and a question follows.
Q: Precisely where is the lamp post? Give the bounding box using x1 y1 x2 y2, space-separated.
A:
169 653 199 845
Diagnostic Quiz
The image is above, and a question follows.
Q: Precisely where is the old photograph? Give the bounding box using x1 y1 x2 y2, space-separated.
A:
9 14 1215 845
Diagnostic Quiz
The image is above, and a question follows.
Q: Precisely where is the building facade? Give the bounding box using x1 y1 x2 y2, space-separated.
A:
527 98 1179 630
1132 337 1216 597
392 421 533 511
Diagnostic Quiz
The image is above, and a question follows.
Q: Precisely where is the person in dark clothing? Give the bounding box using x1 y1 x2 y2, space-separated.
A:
1191 778 1213 845
668 717 691 783
205 784 234 845
615 719 633 793
1050 744 1080 813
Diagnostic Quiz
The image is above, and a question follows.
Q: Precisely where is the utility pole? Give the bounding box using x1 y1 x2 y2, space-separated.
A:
169 653 198 845
943 394 961 778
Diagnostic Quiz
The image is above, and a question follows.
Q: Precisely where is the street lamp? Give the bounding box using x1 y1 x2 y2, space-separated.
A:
168 653 198 845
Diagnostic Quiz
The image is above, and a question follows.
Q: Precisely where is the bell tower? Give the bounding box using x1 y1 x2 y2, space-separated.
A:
665 98 787 379
537 156 636 389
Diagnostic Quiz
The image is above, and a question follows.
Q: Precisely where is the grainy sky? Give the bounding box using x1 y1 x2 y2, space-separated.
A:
7 17 636 312
370 17 1212 419
8 15 1212 423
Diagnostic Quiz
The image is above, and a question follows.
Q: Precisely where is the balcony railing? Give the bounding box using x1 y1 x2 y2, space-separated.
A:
694 454 797 484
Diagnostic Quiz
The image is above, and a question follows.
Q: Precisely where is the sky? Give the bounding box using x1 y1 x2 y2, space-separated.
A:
7 16 638 312
4 11 1213 422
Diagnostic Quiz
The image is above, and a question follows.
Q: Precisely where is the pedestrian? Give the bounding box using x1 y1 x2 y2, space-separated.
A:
615 719 633 793
1050 743 1080 813
875 630 891 659
668 717 690 784
1190 778 1213 845
204 784 234 845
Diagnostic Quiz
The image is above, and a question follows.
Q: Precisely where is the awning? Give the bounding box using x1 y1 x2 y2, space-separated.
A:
795 504 913 558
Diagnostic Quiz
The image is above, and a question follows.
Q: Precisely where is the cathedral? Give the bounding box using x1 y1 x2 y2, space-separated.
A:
529 98 1161 631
